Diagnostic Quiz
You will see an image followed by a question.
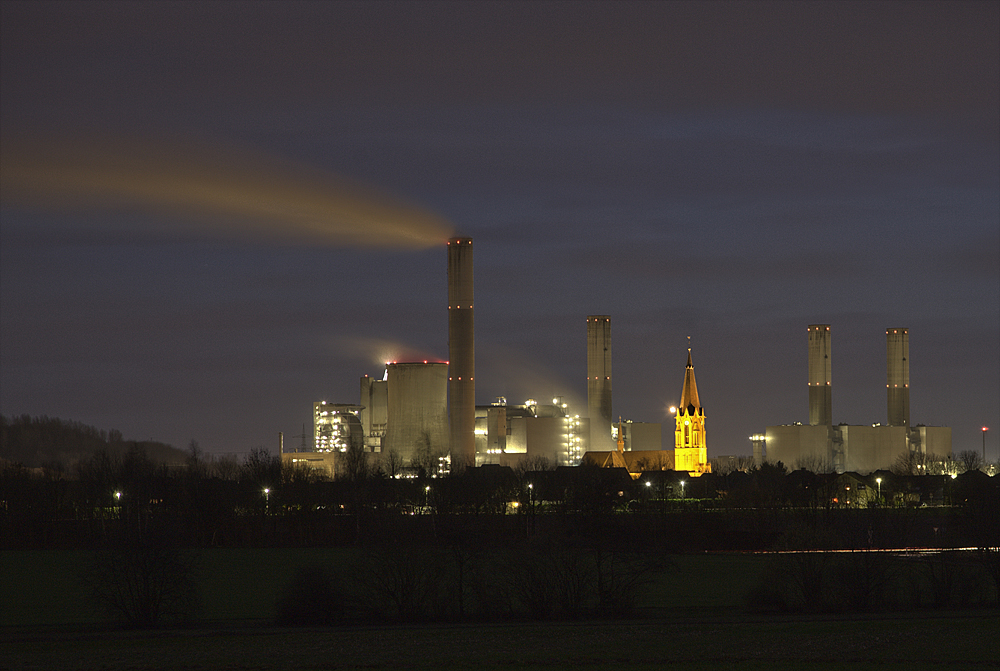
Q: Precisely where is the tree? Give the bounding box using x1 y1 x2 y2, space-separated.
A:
711 455 756 475
794 454 835 474
957 450 983 472
212 455 240 480
341 441 370 482
242 447 280 487
514 455 552 480
84 524 199 628
892 450 922 476
378 450 404 479
411 431 442 476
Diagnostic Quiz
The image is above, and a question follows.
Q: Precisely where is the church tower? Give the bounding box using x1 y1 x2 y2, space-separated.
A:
674 347 711 476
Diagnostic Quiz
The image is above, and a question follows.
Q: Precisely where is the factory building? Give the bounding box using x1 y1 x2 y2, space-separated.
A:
476 397 590 468
613 420 663 452
359 372 388 452
760 326 951 474
312 363 449 469
313 403 364 453
304 239 662 476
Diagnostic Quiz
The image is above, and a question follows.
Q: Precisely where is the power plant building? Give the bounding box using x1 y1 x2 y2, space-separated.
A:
614 420 663 452
761 325 951 473
477 398 590 468
359 372 388 452
383 362 449 465
303 240 667 476
313 403 365 453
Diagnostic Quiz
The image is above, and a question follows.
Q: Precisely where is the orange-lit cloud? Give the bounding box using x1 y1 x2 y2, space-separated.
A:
0 134 452 248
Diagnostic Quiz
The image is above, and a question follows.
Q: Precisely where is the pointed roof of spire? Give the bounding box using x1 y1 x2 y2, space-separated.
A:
679 348 701 414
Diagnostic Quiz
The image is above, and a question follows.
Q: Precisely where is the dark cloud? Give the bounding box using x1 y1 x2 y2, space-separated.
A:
1 1 996 457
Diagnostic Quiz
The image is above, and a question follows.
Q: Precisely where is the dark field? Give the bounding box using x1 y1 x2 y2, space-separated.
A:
5 614 998 670
3 549 998 670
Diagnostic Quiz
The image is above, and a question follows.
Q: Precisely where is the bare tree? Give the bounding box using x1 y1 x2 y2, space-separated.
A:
377 450 404 479
340 441 369 482
892 450 922 476
84 525 198 628
411 431 442 476
514 455 552 479
185 440 206 478
957 450 983 472
794 454 834 474
712 455 756 475
211 455 240 481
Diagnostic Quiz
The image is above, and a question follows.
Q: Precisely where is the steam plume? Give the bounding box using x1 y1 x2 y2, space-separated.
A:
1 133 452 248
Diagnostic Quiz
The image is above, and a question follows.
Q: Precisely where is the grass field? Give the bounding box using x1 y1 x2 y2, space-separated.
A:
1 549 766 627
3 549 997 670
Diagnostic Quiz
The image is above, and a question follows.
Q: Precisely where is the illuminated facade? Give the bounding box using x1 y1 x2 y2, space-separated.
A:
475 397 589 467
313 402 364 452
674 349 711 476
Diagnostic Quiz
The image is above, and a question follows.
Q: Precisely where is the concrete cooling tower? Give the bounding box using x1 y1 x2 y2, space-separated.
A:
383 362 448 465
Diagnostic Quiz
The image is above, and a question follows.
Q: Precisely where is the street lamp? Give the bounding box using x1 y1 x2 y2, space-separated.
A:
425 485 431 510
263 488 270 514
680 480 686 500
876 477 881 504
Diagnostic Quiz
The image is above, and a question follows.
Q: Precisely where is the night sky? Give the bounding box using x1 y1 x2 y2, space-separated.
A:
2 1 997 460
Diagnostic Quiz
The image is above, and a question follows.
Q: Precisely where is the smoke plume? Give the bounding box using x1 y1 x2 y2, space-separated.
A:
0 133 453 248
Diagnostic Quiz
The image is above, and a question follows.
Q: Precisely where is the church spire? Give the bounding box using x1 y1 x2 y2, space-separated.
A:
674 339 710 476
679 347 701 415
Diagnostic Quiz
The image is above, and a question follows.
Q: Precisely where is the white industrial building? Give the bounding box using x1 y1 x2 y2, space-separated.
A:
759 326 951 474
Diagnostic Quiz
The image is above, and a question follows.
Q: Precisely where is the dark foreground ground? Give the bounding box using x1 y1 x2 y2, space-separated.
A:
4 612 998 671
3 548 997 670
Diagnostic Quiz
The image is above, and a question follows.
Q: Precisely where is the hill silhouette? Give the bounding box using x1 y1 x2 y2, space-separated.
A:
0 414 187 469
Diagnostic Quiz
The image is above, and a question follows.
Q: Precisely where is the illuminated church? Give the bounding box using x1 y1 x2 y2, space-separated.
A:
674 348 711 476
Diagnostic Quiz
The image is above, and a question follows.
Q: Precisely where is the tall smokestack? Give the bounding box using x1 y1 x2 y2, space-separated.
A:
448 237 475 467
886 327 910 427
587 315 613 448
808 324 832 426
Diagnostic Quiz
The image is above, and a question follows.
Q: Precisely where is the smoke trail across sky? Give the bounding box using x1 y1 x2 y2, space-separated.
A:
0 133 453 248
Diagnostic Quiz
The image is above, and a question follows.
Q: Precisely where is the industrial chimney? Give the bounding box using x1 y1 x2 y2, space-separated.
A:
886 328 910 427
448 237 476 467
808 324 832 426
587 315 613 448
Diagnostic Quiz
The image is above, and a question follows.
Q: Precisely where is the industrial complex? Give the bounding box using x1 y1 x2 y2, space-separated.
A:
291 240 949 478
753 326 951 473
